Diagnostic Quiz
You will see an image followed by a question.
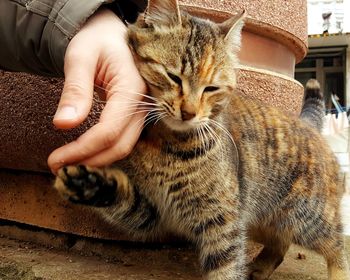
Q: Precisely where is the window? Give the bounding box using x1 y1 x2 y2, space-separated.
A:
295 47 346 109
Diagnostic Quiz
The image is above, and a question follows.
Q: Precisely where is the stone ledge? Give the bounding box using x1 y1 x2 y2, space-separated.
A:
237 68 304 114
0 170 126 240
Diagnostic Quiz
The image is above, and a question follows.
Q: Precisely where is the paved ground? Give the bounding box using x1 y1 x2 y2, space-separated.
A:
0 219 350 280
0 237 333 280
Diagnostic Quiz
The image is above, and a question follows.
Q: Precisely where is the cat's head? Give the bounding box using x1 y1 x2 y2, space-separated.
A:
128 0 245 132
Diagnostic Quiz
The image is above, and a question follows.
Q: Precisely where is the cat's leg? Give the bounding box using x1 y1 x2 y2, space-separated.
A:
323 236 350 280
324 237 350 280
248 227 291 280
300 225 349 280
307 230 349 280
193 220 247 280
293 212 350 280
54 165 161 238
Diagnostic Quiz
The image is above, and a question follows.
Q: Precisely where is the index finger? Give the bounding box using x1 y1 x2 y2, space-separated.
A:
47 86 148 172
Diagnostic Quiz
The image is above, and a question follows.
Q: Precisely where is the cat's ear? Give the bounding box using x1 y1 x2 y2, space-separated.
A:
219 10 246 50
144 0 182 26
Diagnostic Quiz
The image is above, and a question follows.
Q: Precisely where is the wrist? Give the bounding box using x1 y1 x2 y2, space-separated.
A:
67 8 127 56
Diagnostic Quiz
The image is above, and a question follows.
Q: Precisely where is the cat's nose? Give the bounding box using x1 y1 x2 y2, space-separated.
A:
181 110 196 121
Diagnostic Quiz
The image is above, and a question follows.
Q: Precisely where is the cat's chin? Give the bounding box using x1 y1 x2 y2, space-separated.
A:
162 117 204 132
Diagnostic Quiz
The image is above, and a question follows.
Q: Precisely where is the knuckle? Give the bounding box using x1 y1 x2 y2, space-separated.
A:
59 83 90 107
102 128 121 148
74 139 92 158
118 142 134 159
62 82 87 99
65 49 83 63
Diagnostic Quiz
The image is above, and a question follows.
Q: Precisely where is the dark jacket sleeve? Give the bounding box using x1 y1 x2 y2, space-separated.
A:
0 0 147 77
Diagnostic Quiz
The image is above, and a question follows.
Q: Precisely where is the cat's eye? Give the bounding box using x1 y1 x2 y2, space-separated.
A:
204 86 220 92
167 72 182 86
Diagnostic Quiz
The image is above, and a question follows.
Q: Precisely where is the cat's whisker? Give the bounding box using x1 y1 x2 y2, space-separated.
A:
194 128 199 159
92 104 159 113
131 113 152 131
115 106 161 114
94 98 158 106
209 123 228 162
148 116 166 128
195 126 204 159
208 119 240 174
204 122 218 152
155 102 172 116
102 108 164 125
93 80 159 103
201 124 211 160
203 123 213 152
204 123 224 162
143 112 168 129
91 95 159 109
201 123 210 151
154 113 168 125
209 119 235 145
99 94 159 107
201 124 210 152
127 91 159 102
214 127 225 163
161 102 175 114
125 106 163 114
124 110 166 134
200 126 206 153
92 94 158 110
139 108 167 126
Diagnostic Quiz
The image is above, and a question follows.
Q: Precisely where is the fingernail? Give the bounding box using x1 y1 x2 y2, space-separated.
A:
54 106 77 120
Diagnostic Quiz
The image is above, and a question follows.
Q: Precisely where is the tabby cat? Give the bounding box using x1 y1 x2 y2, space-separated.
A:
54 0 350 279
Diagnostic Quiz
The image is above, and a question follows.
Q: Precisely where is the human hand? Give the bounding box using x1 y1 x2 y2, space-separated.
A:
48 9 147 173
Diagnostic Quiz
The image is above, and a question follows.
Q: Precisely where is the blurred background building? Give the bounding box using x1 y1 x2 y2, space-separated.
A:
296 0 350 110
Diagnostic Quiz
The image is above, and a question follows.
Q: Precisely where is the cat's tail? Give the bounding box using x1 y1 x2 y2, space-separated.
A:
299 79 325 132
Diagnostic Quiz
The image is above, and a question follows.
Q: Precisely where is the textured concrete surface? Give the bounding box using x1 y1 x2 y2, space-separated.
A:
237 68 304 114
0 71 102 173
0 228 349 280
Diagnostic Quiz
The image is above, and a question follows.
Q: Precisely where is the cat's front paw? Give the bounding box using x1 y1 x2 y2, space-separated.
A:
54 165 117 207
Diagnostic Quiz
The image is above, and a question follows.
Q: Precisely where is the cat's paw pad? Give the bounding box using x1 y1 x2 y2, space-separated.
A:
54 165 117 207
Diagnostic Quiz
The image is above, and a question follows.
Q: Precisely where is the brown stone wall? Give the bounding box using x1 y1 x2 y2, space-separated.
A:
0 72 101 173
0 0 307 239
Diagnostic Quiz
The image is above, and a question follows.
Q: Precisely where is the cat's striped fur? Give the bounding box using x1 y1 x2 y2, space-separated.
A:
54 0 349 279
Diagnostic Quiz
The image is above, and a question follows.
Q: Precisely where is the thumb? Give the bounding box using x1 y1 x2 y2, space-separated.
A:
53 49 96 129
